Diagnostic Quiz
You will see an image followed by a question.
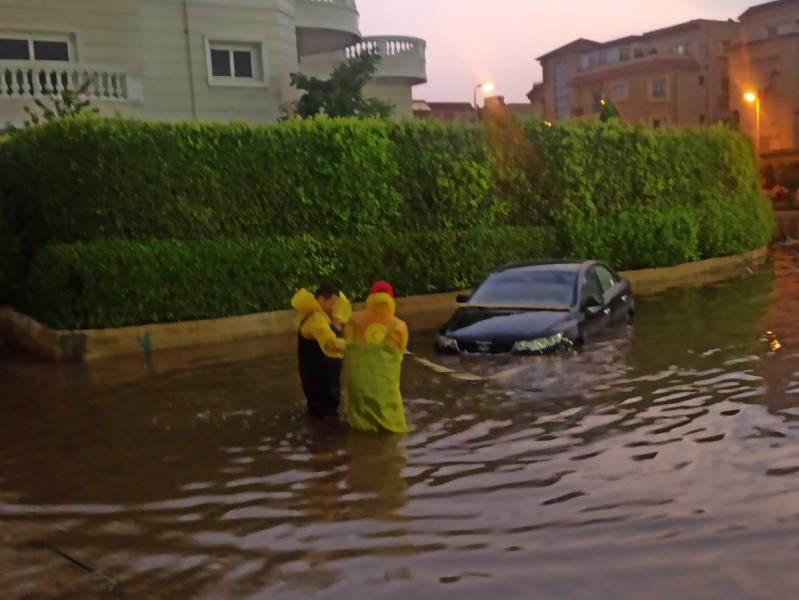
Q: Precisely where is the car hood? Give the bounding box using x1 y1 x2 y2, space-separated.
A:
441 307 575 342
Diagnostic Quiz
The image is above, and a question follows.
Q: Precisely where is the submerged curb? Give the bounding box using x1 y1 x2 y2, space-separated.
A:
0 247 768 363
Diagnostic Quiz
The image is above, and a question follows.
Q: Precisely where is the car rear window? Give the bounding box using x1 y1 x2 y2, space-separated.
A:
470 270 577 307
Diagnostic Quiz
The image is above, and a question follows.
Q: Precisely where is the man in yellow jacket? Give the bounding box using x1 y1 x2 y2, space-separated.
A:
343 281 410 434
292 281 351 419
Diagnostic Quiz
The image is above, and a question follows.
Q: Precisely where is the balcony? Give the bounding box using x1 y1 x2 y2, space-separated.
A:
296 0 361 57
345 36 427 85
0 62 143 104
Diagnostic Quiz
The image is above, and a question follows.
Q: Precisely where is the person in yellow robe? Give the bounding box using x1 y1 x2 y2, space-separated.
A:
343 281 410 434
292 281 352 419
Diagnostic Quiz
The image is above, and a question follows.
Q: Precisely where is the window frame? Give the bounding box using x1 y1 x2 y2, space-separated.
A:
610 81 629 102
651 115 670 130
204 36 268 88
649 76 669 101
594 264 620 294
0 31 74 62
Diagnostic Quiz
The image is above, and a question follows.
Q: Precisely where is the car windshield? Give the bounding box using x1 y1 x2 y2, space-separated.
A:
470 269 577 307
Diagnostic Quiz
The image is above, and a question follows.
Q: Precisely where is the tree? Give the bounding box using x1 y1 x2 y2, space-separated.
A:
284 54 393 120
5 76 99 132
599 98 620 122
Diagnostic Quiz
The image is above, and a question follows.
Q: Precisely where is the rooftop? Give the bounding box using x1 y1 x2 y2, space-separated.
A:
740 0 799 20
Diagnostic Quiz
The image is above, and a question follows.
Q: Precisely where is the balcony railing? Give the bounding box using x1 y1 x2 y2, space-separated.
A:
0 62 142 103
345 36 425 61
302 0 357 7
345 36 427 84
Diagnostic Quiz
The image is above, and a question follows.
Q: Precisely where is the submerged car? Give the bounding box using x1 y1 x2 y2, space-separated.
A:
436 260 634 355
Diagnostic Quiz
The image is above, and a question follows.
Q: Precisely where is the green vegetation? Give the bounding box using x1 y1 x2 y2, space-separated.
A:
284 54 393 120
0 116 773 329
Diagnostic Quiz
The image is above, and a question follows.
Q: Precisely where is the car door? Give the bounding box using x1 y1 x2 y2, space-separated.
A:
579 267 611 340
594 263 631 325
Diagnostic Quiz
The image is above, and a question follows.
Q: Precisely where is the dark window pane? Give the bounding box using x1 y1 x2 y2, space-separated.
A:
0 38 30 60
210 49 231 77
471 270 578 307
33 40 69 61
233 51 253 78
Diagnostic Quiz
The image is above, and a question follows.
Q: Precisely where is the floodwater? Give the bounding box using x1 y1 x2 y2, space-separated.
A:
2 249 799 600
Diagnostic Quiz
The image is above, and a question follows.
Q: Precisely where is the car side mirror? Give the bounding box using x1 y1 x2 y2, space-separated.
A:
583 294 604 309
456 293 471 304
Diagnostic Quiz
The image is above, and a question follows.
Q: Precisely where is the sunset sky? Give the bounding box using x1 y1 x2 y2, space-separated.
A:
358 0 760 102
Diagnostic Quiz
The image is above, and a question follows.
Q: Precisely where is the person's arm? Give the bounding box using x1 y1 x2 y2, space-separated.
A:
391 320 409 357
302 313 346 358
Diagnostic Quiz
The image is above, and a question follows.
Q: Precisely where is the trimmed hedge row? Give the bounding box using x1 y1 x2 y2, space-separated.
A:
27 227 557 329
1 115 774 328
0 117 772 251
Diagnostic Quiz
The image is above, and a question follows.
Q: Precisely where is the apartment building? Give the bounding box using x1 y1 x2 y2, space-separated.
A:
536 19 738 129
0 0 427 126
533 0 799 154
729 0 799 153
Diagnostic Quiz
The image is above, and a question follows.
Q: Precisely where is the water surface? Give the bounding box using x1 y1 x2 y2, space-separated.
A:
1 249 798 599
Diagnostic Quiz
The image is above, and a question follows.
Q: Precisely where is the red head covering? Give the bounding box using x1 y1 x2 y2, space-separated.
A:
370 280 395 298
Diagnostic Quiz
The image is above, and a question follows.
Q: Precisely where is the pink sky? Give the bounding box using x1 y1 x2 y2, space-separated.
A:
358 0 758 102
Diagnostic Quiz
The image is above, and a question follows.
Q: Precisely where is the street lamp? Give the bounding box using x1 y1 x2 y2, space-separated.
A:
744 91 761 155
474 82 494 113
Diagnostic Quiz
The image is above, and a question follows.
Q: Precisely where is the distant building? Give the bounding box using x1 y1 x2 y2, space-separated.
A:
532 0 799 154
729 0 799 154
413 100 476 122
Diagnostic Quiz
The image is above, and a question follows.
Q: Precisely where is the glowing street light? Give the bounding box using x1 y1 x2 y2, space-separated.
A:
744 91 761 154
474 82 495 113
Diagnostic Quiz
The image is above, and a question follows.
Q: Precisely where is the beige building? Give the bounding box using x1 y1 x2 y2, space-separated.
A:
729 0 799 153
533 0 799 154
0 0 427 126
536 19 738 129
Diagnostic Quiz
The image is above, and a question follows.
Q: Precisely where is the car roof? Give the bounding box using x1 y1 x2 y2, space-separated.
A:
494 260 594 274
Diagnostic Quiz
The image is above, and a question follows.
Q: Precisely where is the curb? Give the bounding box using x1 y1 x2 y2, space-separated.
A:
0 246 769 363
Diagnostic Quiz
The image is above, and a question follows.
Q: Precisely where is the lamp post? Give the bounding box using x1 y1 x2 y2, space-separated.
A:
743 91 761 155
474 82 494 116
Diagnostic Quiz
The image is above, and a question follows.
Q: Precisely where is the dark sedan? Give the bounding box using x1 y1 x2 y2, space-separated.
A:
436 260 635 355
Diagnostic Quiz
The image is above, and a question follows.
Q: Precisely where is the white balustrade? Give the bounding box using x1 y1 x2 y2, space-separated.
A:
345 36 426 61
302 0 357 8
0 62 141 103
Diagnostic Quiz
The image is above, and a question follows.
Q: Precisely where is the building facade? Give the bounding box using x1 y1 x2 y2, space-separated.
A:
533 0 799 153
729 0 799 153
0 0 427 126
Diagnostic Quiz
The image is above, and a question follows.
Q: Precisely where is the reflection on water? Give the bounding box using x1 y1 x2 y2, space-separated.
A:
2 249 799 599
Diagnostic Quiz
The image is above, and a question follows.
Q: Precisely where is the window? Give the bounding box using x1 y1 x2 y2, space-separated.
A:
594 265 619 293
721 77 730 93
0 34 72 61
672 44 689 56
652 116 669 130
634 48 645 58
699 75 705 86
554 60 570 121
206 40 265 85
648 48 658 56
619 47 631 62
611 82 629 101
700 114 707 125
581 271 603 303
650 77 668 100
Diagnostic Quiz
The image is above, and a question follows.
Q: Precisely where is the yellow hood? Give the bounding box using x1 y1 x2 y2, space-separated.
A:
292 288 322 315
366 292 396 315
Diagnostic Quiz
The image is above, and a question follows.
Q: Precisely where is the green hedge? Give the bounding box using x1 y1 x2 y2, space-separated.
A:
1 116 775 328
26 227 558 329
